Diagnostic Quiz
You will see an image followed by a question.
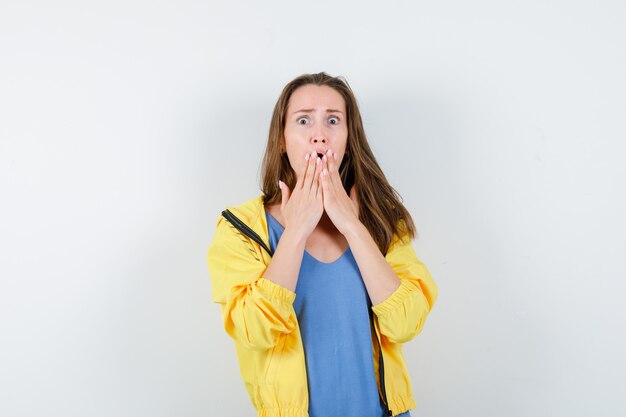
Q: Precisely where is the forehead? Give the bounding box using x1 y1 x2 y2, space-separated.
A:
287 84 346 112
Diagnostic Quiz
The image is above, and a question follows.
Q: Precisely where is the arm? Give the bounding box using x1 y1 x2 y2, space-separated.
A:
206 215 305 351
344 221 438 344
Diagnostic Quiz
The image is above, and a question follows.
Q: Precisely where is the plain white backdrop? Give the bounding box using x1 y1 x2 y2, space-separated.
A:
1 1 625 416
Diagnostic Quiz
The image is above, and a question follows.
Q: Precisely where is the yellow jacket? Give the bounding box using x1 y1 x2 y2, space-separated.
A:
206 194 438 417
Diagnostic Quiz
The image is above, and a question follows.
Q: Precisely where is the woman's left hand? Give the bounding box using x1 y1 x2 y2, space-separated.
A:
320 149 360 235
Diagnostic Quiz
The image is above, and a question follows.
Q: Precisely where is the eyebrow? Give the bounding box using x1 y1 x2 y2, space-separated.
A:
291 109 344 115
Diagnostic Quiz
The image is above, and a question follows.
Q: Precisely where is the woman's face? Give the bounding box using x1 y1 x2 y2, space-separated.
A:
283 84 348 181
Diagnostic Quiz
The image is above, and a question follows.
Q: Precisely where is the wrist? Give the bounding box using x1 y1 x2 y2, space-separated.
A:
342 219 366 241
281 227 309 247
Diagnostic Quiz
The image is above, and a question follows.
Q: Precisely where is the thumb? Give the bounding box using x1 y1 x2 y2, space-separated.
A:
349 185 359 216
278 180 290 207
349 184 357 202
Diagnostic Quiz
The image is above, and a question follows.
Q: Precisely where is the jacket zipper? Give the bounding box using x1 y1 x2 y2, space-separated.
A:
222 208 393 416
370 311 393 416
221 209 274 257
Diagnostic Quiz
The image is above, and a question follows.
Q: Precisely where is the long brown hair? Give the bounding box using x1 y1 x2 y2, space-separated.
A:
260 72 417 255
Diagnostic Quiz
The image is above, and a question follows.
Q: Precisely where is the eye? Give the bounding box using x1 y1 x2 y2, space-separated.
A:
328 116 340 124
297 117 309 125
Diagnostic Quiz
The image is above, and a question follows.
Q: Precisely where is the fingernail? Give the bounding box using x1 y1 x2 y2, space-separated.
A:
316 157 321 164
305 153 309 161
323 168 328 176
322 154 327 162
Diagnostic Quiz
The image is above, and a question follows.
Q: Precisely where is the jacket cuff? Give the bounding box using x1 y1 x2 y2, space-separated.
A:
371 280 414 317
257 277 297 304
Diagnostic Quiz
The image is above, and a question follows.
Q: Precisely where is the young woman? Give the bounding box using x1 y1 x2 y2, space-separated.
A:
207 72 438 417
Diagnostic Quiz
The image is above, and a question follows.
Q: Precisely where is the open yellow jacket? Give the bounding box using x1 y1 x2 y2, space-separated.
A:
206 194 438 417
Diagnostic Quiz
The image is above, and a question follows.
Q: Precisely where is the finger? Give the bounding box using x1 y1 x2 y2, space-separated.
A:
350 185 360 218
306 152 322 192
314 154 323 192
317 168 324 199
319 164 329 201
295 153 307 188
297 151 310 188
323 150 336 188
301 150 316 190
319 162 329 198
278 180 290 208
317 155 328 191
349 184 358 208
320 153 328 180
321 155 334 197
326 149 334 171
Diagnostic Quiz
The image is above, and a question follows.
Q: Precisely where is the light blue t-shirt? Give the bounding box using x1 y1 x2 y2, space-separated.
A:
266 211 411 417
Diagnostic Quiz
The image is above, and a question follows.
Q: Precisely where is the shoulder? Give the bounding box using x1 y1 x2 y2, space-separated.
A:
208 193 266 260
213 194 265 228
384 219 412 257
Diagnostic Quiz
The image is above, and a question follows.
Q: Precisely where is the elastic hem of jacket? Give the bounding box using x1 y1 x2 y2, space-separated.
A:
257 277 296 304
253 396 416 417
257 408 308 417
371 279 416 317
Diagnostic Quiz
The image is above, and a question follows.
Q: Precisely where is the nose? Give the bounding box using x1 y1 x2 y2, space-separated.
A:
311 125 327 145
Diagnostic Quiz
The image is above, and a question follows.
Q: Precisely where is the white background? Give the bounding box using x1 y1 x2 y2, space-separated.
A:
1 1 625 416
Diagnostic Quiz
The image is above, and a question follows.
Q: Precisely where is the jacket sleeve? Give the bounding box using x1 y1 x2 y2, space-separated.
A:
206 214 297 351
371 229 438 344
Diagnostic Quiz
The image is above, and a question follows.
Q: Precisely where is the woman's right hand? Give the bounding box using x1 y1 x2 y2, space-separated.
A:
278 150 324 239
